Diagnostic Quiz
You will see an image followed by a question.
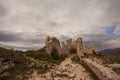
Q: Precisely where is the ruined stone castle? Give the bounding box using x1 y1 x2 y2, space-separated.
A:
45 36 98 57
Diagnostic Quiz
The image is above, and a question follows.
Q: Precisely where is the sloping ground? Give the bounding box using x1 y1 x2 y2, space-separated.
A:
101 48 120 64
107 64 120 75
101 52 120 74
83 58 120 80
29 58 93 80
103 53 120 64
0 60 15 73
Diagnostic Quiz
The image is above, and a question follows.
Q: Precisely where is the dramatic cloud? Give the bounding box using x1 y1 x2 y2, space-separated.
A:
0 0 120 50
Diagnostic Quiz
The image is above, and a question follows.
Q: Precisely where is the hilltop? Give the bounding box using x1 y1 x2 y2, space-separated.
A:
0 36 120 80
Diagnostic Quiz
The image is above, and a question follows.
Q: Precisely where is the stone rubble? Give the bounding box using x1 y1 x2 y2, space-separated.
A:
29 58 93 80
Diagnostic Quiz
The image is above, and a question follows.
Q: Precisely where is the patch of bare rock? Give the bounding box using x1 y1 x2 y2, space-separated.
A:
29 58 93 80
0 58 15 73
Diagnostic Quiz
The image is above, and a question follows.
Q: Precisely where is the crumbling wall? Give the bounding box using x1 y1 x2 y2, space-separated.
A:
60 42 69 54
45 36 98 56
83 59 120 80
83 46 98 54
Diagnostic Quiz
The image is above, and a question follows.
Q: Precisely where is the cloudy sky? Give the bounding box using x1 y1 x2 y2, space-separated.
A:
0 0 120 50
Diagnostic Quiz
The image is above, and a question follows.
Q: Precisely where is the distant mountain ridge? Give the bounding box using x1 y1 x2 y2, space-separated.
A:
100 48 120 54
100 48 120 64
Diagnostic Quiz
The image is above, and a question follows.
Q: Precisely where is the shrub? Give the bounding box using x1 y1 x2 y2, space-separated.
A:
25 50 52 62
25 48 68 64
70 48 77 54
71 55 80 63
0 47 28 64
50 48 59 60
59 54 68 61
38 47 46 53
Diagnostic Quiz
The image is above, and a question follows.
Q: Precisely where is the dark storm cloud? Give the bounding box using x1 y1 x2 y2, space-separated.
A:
0 31 22 42
0 30 45 43
0 43 42 51
0 31 46 50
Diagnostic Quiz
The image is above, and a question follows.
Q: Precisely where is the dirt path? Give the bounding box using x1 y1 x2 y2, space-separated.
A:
29 58 93 80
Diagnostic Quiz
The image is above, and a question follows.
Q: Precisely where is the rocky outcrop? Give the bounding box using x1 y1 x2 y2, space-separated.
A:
29 58 92 80
45 36 98 57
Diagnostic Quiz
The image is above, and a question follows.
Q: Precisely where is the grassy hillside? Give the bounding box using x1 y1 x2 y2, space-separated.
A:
0 47 68 80
0 47 31 80
100 48 120 64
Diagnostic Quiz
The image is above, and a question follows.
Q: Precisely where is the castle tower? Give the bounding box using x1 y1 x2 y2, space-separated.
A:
77 37 84 57
45 36 61 54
